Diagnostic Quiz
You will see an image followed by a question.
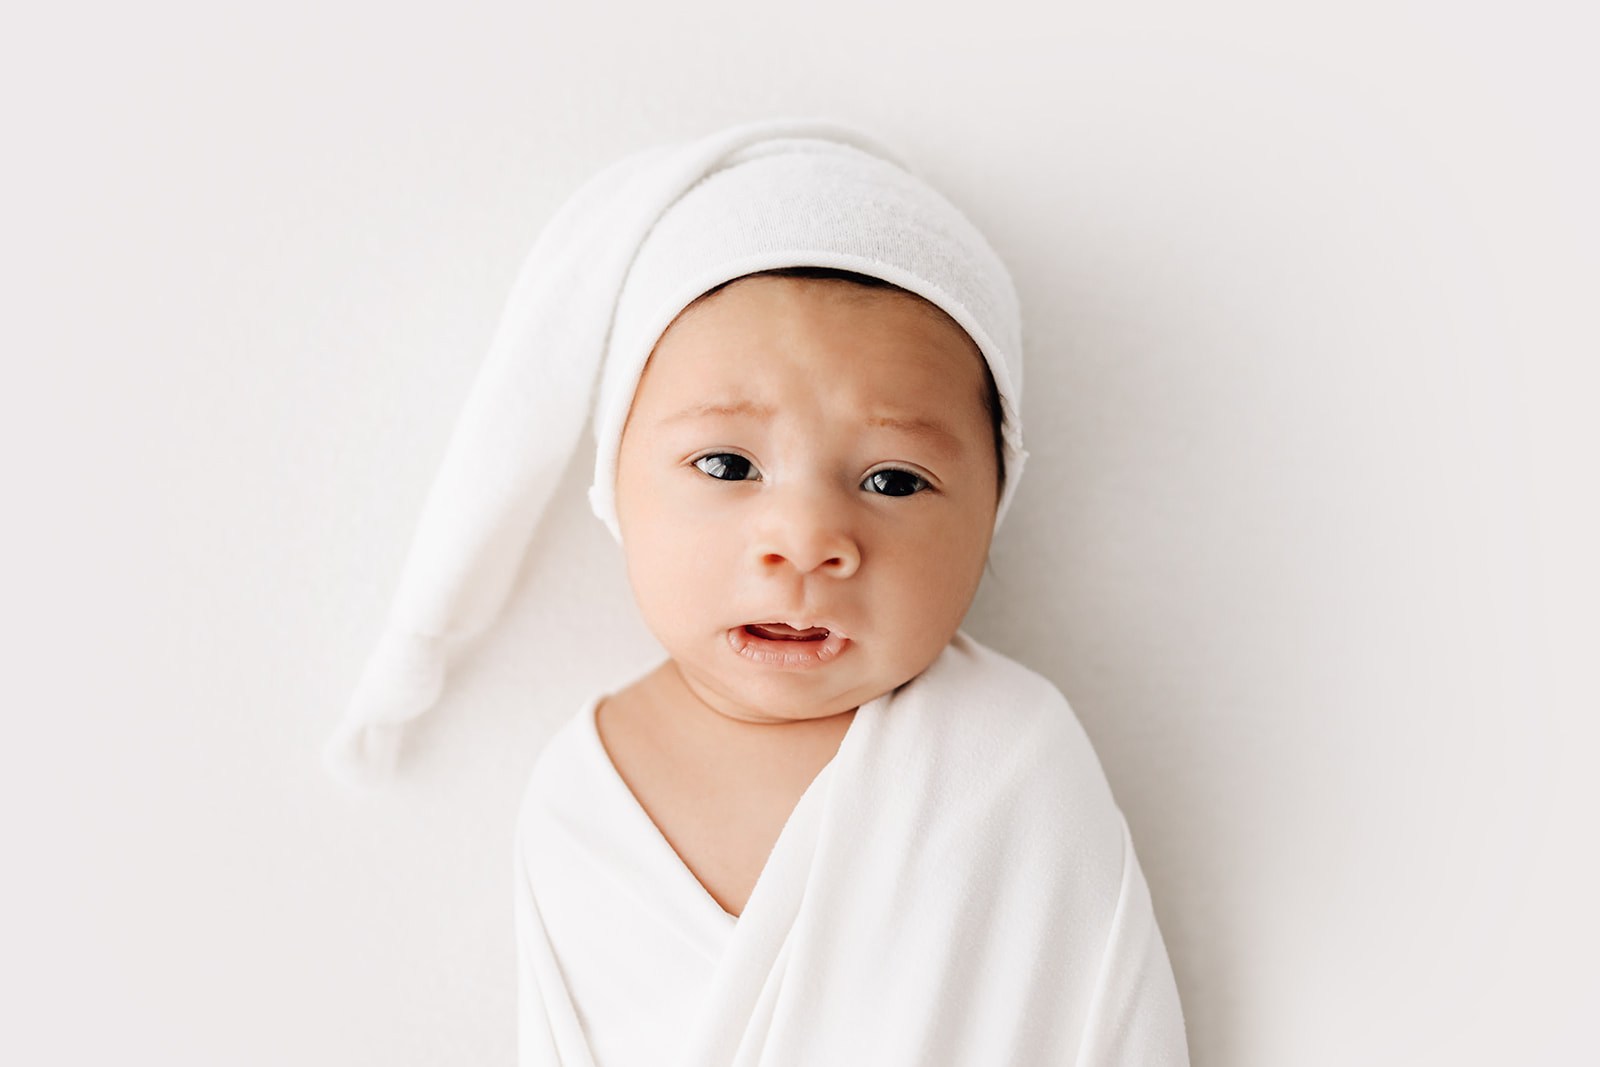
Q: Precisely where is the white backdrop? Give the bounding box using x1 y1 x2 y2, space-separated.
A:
3 2 1596 1064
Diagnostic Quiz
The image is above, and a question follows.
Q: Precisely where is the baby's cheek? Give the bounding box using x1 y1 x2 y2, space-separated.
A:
638 522 721 609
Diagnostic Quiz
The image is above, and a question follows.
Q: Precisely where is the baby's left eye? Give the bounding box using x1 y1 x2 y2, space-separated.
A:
862 469 929 497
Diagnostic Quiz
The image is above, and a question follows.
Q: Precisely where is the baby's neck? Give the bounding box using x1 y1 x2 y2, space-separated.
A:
595 660 854 917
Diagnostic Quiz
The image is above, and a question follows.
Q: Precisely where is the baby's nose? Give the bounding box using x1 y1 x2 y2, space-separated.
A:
750 490 861 578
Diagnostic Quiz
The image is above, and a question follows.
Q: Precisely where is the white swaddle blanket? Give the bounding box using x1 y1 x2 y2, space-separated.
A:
516 634 1188 1067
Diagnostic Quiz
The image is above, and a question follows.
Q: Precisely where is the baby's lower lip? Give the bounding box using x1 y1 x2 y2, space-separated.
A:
728 625 850 668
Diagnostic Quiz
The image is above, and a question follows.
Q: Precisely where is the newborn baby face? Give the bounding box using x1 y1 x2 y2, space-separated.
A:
614 274 999 724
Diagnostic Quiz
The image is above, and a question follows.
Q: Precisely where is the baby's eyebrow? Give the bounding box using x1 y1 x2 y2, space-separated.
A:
868 413 964 452
659 403 964 453
661 400 777 424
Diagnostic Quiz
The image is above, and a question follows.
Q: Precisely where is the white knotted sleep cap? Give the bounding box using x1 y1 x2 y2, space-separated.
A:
324 119 1028 785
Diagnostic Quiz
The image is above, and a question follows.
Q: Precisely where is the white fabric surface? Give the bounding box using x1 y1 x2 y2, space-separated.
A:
326 120 1028 787
515 633 1189 1066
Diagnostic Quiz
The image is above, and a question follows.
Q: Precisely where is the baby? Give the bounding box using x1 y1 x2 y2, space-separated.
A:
328 122 1187 1066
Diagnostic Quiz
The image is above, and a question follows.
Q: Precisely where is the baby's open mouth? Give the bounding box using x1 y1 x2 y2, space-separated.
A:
743 622 831 642
729 622 848 667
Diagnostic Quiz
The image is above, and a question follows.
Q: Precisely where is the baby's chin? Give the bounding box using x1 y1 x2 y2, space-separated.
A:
669 659 895 727
712 701 862 726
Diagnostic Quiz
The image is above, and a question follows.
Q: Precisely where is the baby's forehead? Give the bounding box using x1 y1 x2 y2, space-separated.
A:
631 278 995 449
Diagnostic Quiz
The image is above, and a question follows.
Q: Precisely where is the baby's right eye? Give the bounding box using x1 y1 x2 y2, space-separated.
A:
693 453 757 481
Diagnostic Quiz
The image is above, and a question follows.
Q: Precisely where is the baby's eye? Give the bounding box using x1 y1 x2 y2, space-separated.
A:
694 453 757 481
862 468 929 497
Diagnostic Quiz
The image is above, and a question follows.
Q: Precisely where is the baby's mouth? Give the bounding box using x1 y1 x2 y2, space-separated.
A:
743 622 831 642
729 622 849 667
